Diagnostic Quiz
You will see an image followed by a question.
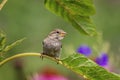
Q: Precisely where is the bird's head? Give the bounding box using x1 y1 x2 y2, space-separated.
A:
48 29 66 40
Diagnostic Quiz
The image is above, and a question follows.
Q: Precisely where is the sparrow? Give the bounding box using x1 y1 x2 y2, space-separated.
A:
41 29 66 60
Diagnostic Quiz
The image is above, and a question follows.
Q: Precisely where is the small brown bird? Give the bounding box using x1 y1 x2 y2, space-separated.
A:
42 29 66 60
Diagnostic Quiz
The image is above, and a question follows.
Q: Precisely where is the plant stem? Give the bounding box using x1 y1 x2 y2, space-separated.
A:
0 52 62 66
0 0 7 10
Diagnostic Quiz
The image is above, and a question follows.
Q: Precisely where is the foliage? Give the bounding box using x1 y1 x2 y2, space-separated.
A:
0 31 25 60
0 0 120 80
62 54 120 80
0 52 120 80
44 0 97 36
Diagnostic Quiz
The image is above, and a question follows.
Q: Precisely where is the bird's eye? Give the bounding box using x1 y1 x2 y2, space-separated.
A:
56 31 60 33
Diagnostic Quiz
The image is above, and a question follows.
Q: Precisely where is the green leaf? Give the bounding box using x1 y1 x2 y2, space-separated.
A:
70 15 96 36
61 54 120 80
0 31 6 52
3 38 26 53
44 0 97 36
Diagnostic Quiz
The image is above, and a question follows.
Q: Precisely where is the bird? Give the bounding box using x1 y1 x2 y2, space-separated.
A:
41 29 66 60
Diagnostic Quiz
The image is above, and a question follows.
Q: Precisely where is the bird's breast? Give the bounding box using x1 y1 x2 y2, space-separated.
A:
43 38 61 49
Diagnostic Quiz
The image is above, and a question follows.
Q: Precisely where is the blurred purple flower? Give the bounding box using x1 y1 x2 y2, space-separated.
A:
95 53 109 67
77 45 92 56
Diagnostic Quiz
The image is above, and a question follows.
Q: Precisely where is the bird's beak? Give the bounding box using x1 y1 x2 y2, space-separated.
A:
60 32 66 37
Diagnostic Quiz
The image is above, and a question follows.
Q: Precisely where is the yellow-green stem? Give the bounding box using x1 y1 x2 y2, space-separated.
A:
0 52 62 66
0 0 7 10
0 53 86 79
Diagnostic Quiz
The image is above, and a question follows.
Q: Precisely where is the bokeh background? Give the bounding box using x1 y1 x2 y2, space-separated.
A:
0 0 120 80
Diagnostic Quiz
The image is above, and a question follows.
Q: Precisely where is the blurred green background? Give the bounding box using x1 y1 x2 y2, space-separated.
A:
0 0 120 80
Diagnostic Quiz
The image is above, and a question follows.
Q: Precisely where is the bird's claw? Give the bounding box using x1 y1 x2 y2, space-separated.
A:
40 54 44 60
55 58 60 64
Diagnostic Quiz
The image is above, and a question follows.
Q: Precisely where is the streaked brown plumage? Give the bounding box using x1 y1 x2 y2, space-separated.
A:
42 29 66 59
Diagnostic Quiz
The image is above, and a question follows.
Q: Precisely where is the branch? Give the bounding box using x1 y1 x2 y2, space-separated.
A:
0 53 120 80
0 0 7 11
0 52 62 66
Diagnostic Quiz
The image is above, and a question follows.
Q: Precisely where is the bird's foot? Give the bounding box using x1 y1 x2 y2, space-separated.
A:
55 58 60 64
40 53 44 60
